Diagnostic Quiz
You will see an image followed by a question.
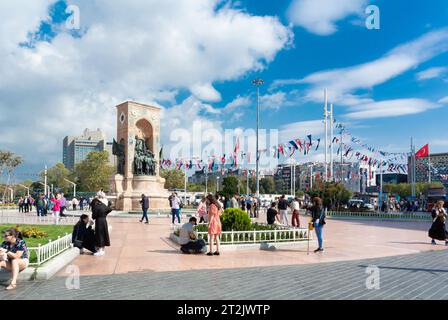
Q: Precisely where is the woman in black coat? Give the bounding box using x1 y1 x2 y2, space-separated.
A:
91 198 112 256
72 214 96 254
428 200 448 245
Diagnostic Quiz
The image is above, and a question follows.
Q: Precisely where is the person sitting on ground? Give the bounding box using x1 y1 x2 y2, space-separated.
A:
267 202 279 225
0 228 29 290
72 214 96 254
179 217 206 254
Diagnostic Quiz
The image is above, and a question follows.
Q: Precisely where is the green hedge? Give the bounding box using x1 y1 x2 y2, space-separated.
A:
220 208 251 231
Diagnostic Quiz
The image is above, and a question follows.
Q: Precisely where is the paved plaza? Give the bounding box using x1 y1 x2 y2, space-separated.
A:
0 212 447 299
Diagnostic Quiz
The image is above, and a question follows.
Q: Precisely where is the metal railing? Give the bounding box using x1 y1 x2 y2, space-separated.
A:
327 211 432 221
28 233 73 266
194 227 311 245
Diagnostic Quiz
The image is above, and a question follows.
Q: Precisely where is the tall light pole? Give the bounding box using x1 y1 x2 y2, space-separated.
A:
44 165 48 197
252 78 264 199
8 188 14 203
17 184 30 197
323 89 328 182
330 103 334 182
64 178 76 198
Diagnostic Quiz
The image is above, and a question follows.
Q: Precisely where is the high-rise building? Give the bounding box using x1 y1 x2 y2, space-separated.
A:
63 128 114 170
408 152 448 188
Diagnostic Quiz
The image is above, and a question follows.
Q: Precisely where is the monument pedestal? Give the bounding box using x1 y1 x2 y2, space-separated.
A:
110 174 171 211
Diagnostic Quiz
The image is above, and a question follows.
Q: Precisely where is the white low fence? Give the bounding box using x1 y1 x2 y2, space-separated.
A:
327 211 432 221
28 233 73 266
195 227 311 245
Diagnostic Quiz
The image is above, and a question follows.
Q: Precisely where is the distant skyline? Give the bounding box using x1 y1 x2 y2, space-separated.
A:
1 0 447 181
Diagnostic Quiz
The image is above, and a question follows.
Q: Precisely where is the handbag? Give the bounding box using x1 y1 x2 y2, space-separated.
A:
73 225 83 249
308 221 314 231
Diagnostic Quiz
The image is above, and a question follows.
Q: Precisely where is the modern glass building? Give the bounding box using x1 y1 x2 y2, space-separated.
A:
63 129 113 170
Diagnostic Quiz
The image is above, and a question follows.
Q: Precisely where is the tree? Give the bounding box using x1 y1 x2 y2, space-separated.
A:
260 176 275 194
160 169 185 189
75 151 114 192
0 151 23 201
308 182 352 209
222 176 239 198
187 183 204 192
40 163 72 193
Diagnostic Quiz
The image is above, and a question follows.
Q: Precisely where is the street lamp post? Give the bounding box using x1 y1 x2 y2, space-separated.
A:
252 78 264 199
64 178 76 198
8 188 14 203
17 184 30 197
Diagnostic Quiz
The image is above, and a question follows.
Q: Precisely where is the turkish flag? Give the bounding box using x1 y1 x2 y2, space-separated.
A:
415 144 429 159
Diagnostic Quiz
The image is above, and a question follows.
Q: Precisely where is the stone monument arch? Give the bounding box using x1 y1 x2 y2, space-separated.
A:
110 101 170 211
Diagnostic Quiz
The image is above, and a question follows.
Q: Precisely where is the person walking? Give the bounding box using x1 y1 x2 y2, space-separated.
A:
206 194 222 256
72 197 78 211
428 200 448 245
35 194 46 218
290 197 301 228
139 194 149 224
197 197 207 223
60 193 67 217
170 192 182 225
17 198 23 213
311 197 326 253
230 194 239 208
91 197 112 256
51 193 61 225
278 195 289 226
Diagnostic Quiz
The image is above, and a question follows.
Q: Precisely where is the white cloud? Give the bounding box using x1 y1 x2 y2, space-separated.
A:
416 67 448 81
222 95 252 112
345 99 439 119
287 0 367 35
189 83 222 102
279 120 324 142
0 0 292 168
272 28 448 119
439 96 448 104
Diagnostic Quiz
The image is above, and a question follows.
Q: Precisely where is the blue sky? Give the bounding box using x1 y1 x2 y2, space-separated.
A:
1 0 447 180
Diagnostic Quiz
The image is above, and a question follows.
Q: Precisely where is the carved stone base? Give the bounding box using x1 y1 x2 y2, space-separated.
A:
109 174 171 211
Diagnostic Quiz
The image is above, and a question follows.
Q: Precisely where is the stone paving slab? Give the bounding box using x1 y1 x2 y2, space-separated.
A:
0 249 447 300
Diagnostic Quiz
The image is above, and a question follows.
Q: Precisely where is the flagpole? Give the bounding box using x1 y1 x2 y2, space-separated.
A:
411 137 416 197
330 103 333 182
324 89 328 182
428 148 431 184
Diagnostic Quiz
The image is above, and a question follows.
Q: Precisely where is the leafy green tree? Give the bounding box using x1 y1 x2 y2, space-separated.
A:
40 163 72 193
260 176 276 194
75 151 115 192
160 169 185 189
222 176 239 198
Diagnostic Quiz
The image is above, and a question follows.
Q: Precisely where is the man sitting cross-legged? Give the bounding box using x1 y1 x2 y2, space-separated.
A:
179 217 206 254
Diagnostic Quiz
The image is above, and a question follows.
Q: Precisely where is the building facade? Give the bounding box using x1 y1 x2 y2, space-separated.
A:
408 152 448 189
63 128 114 170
